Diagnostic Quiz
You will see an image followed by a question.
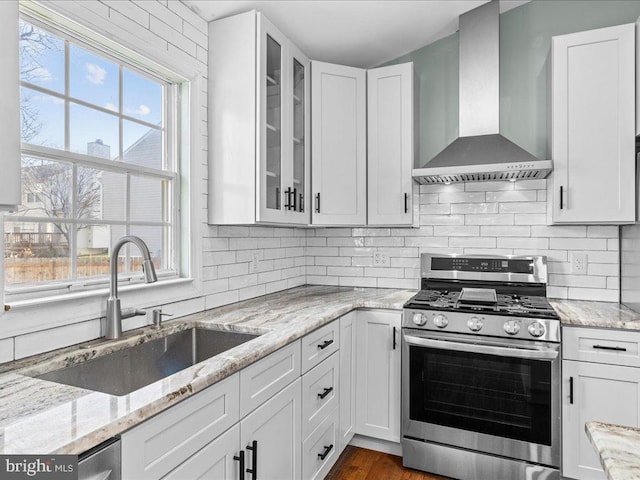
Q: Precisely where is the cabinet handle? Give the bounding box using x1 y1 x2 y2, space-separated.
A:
284 187 292 210
593 344 627 352
393 326 397 350
560 186 564 210
315 193 320 213
318 387 333 400
317 339 333 350
233 451 245 480
276 187 280 210
246 440 257 480
318 444 334 461
292 187 297 211
300 193 304 212
404 193 409 214
569 376 574 405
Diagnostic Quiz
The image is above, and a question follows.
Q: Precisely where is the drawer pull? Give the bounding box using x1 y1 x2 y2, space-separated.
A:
593 344 627 352
246 440 257 480
318 387 333 400
233 451 245 480
317 339 334 350
318 444 334 461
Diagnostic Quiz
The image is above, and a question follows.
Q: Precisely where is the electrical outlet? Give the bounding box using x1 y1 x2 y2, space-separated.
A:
251 253 259 272
571 253 588 274
373 252 389 267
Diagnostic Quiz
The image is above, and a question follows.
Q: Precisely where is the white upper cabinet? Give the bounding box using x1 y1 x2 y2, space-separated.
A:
367 63 414 226
549 23 635 224
208 11 310 225
311 61 367 225
0 1 22 211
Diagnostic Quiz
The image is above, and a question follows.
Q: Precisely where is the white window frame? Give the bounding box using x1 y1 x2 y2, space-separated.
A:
3 3 197 306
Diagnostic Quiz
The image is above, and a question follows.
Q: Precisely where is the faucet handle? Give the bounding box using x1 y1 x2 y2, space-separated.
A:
121 307 147 320
152 309 173 329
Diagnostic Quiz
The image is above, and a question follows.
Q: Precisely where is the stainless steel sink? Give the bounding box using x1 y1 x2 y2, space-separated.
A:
35 328 259 396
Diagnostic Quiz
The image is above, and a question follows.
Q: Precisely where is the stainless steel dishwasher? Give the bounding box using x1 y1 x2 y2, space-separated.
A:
78 437 120 480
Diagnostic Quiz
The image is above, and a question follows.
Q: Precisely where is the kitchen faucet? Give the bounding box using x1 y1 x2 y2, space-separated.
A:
105 235 158 339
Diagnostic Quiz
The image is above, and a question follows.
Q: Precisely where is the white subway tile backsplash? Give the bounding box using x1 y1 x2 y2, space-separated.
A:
306 179 618 299
15 320 101 360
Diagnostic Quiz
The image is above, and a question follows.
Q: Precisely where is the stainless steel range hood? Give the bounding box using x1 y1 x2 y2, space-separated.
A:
412 1 552 184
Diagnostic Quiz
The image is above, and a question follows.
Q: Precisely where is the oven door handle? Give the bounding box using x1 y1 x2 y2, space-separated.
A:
403 334 559 360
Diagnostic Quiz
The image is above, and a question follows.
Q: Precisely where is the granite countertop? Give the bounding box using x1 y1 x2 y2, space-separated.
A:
2 284 638 456
586 421 640 480
551 299 640 330
0 285 414 455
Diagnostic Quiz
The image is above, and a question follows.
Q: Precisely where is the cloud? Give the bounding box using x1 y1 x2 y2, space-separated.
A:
134 105 150 116
31 67 52 82
125 104 151 117
35 95 64 105
105 102 118 112
85 63 106 85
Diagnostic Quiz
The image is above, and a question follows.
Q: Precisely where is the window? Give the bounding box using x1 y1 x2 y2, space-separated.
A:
5 16 180 296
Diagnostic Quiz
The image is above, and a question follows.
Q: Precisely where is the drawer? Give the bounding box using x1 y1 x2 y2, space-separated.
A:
302 407 339 480
122 373 239 480
301 320 340 373
240 340 301 417
302 351 339 439
563 326 640 367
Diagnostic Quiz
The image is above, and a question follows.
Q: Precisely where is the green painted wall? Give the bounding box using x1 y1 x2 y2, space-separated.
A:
386 0 640 167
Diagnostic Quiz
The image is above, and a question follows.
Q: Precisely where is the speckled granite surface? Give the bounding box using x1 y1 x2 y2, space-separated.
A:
586 421 640 480
0 286 414 455
551 299 640 330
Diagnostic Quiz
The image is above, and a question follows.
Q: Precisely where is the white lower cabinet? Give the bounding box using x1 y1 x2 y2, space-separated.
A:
162 425 241 480
241 378 302 480
338 311 357 451
355 310 401 442
302 407 340 480
122 310 405 480
562 326 640 480
121 373 240 480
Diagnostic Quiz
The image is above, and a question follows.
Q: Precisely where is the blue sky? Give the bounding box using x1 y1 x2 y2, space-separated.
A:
20 20 163 161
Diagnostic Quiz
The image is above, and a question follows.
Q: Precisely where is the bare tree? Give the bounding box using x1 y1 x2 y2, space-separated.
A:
17 21 102 246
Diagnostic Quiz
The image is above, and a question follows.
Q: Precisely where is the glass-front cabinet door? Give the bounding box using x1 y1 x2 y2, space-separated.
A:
257 15 309 224
258 17 286 223
288 45 310 223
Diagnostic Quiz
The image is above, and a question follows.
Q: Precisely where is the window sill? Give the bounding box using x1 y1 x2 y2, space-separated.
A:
5 277 195 312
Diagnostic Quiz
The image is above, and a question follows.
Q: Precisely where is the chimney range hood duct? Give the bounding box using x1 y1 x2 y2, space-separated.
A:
412 1 552 184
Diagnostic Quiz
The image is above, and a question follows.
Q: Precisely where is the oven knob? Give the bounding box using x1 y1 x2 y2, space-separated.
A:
528 321 546 338
467 317 483 332
503 320 521 335
412 312 427 326
433 314 448 328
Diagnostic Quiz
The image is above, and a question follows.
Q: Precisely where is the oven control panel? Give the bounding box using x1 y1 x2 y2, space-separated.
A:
402 308 560 343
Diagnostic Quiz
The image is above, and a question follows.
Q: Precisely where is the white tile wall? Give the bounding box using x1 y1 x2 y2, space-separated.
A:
306 180 620 302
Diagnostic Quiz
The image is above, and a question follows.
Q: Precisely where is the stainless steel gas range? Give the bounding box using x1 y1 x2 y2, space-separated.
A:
402 254 561 480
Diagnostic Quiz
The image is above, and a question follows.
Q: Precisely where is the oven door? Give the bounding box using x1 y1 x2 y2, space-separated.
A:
402 329 560 467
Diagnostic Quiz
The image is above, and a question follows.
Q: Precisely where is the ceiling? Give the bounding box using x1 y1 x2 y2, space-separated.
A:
182 0 530 68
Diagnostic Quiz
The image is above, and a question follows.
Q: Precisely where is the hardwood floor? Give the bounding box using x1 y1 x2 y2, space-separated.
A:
325 446 447 480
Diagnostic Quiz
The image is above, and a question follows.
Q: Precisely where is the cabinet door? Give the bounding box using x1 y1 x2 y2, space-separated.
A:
562 360 640 480
355 310 401 442
311 61 366 225
286 43 310 224
163 425 241 480
550 23 635 224
241 378 302 480
339 312 357 452
0 0 21 211
257 14 288 223
367 63 414 226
